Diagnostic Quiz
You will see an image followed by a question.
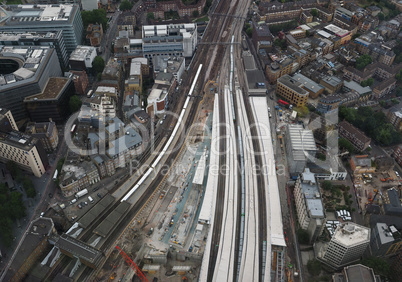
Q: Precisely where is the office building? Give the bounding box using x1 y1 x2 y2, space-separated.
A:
69 45 97 71
316 95 342 114
0 4 83 54
294 168 326 244
147 72 175 117
126 61 142 93
25 121 59 152
70 70 89 96
24 77 75 123
266 56 294 84
83 94 117 118
0 130 49 177
319 222 370 269
0 46 62 121
276 75 309 107
142 24 197 59
0 30 68 68
370 223 402 257
81 0 98 11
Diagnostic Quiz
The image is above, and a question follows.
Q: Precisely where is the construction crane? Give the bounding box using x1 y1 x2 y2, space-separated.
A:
116 246 149 282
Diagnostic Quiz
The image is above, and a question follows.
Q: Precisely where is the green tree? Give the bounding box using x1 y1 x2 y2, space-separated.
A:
296 105 309 117
311 8 318 17
119 0 133 11
81 9 108 30
361 257 390 278
317 152 326 161
339 138 355 153
296 228 310 244
361 78 374 87
69 95 82 113
246 27 252 37
92 56 105 74
307 259 322 276
395 86 402 97
322 180 333 191
6 161 22 181
147 12 155 21
356 54 372 70
378 12 385 21
192 10 199 18
396 69 402 82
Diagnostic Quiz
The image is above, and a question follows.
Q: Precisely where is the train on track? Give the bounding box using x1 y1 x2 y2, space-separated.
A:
121 64 203 202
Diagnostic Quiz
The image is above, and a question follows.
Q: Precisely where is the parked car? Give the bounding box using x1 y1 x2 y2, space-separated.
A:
97 193 102 198
77 204 82 209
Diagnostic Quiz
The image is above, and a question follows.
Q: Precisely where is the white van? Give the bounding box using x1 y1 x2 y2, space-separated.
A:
88 196 94 203
70 199 77 205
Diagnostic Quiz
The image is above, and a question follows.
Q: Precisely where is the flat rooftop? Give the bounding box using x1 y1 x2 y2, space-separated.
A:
24 77 70 101
70 45 96 61
0 4 75 25
78 194 115 229
278 75 309 96
93 201 131 237
332 222 370 247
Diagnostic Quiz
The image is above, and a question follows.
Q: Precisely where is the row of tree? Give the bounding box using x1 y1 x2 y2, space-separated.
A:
339 106 401 146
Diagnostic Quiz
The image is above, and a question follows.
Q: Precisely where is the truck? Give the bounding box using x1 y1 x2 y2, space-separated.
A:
75 189 88 199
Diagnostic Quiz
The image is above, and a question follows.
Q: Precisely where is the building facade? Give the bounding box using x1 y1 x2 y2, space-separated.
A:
338 120 371 152
276 75 309 107
319 222 370 269
0 46 62 121
294 169 326 244
0 131 49 177
24 77 75 123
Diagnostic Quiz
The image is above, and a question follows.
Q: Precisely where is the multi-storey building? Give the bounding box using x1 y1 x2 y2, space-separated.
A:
332 264 379 281
0 130 48 177
83 94 117 118
69 45 97 71
145 0 206 18
276 74 309 107
335 7 354 22
382 188 402 217
142 24 197 59
319 222 370 269
252 22 273 49
338 121 371 152
25 121 59 152
0 46 62 121
147 72 176 117
294 168 326 244
0 30 68 68
370 223 402 257
126 61 142 93
24 77 75 123
0 4 83 54
266 56 294 84
319 76 343 94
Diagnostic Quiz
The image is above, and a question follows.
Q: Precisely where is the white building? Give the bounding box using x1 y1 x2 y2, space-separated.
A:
142 24 197 59
318 222 370 269
294 168 326 244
